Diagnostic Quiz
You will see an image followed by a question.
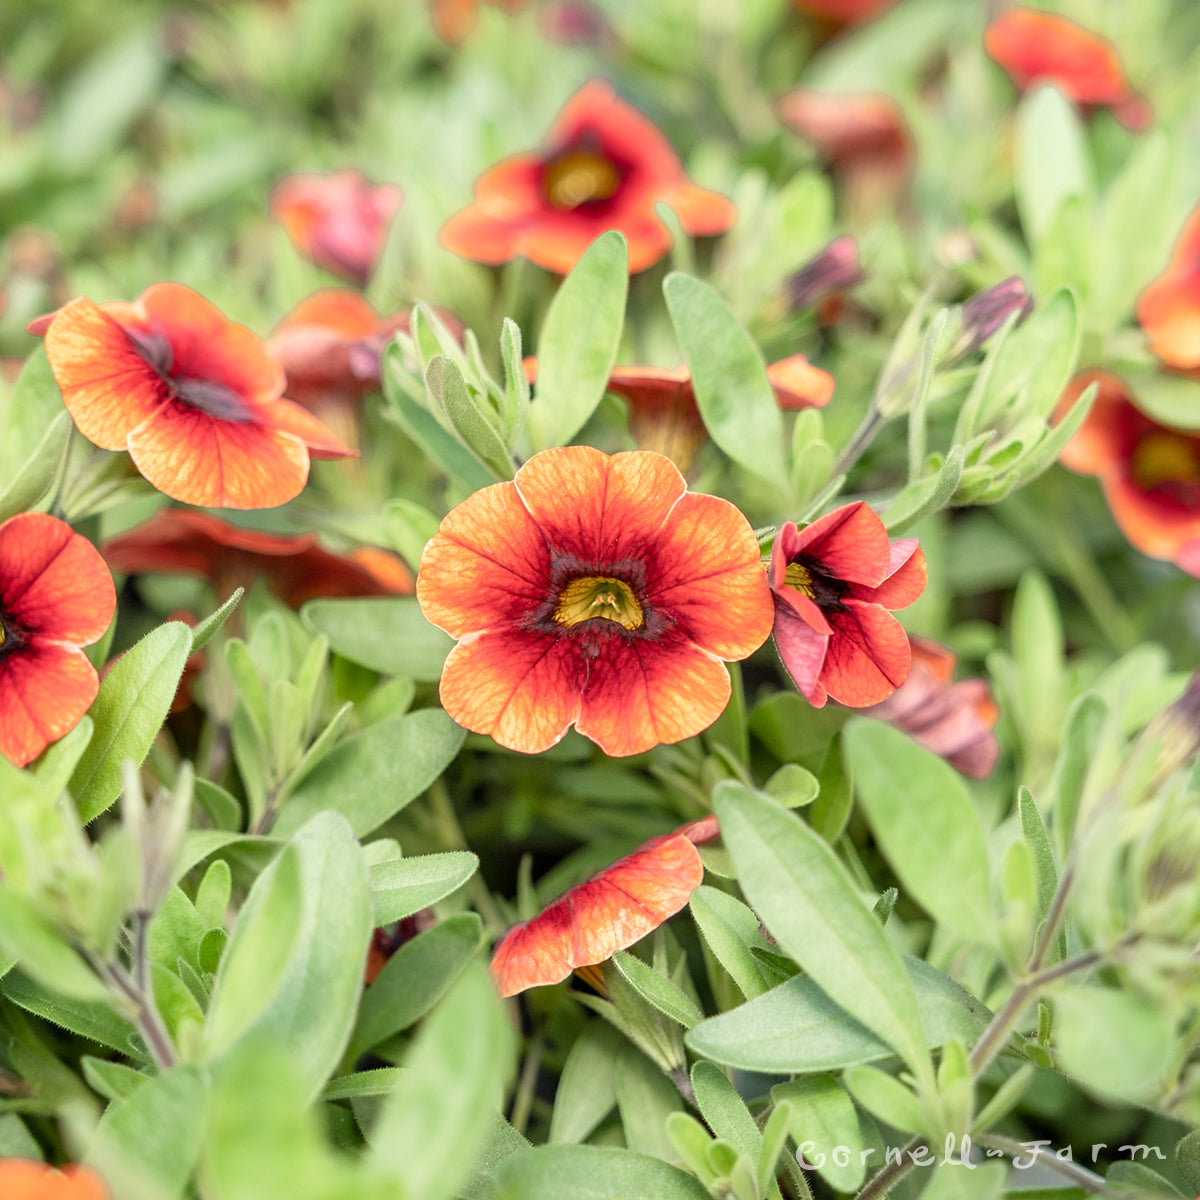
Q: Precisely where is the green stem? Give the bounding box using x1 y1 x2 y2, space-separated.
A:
831 409 884 479
427 778 508 936
974 1133 1107 1193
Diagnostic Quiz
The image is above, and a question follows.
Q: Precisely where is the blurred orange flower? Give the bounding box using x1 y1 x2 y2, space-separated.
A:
770 502 926 708
440 79 735 275
37 283 353 509
417 446 773 757
862 636 1000 778
0 1158 108 1200
1136 200 1200 371
984 8 1151 131
490 816 719 996
0 512 115 767
1056 369 1200 576
270 169 403 285
793 0 897 26
430 0 525 44
104 508 413 607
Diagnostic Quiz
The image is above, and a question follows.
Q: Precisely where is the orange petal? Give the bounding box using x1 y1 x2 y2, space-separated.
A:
644 491 774 661
275 289 382 338
789 501 893 587
1054 369 1139 476
1137 268 1200 371
575 634 732 757
257 395 355 459
44 297 169 450
863 539 926 609
417 481 552 640
821 600 911 707
772 599 830 707
767 354 835 409
438 630 584 754
658 180 737 238
0 642 100 767
1101 474 1200 561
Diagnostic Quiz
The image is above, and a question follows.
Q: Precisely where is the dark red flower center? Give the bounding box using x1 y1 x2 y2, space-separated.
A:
1131 431 1200 504
543 149 622 210
126 325 256 423
0 608 24 661
784 556 849 613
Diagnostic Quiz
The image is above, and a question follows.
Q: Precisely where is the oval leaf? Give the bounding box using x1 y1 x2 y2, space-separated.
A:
302 596 453 681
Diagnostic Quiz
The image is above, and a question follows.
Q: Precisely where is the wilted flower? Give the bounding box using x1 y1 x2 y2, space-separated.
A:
439 80 736 275
0 513 116 767
270 170 403 286
35 283 353 510
984 8 1152 132
490 816 719 996
417 446 774 756
770 501 926 707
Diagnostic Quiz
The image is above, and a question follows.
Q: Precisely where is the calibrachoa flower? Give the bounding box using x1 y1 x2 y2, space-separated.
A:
793 0 897 26
1136 200 1200 371
0 1158 108 1199
863 635 1000 778
417 445 774 756
984 8 1152 132
104 508 413 607
490 816 719 996
36 283 353 510
770 501 926 707
270 169 403 285
430 0 525 44
1055 369 1200 576
439 79 736 275
0 512 116 767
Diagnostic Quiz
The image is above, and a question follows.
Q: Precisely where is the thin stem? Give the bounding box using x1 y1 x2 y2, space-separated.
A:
831 409 884 478
98 953 177 1073
854 1137 927 1200
974 1134 1107 1193
508 1031 543 1135
427 778 508 935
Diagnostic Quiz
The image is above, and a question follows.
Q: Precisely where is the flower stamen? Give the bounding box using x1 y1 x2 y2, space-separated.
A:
784 561 816 598
544 150 620 210
554 575 645 630
1131 431 1200 490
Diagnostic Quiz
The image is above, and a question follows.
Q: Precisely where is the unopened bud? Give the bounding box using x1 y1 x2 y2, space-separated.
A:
945 276 1034 364
782 236 866 313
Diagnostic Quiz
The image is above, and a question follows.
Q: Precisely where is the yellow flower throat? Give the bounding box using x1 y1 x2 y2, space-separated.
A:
553 576 645 630
544 151 620 210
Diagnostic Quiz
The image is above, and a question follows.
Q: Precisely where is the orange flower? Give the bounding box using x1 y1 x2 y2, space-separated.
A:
0 1159 108 1200
984 8 1152 132
36 283 352 510
862 636 1000 778
490 816 719 996
440 80 736 275
270 169 403 286
1056 369 1200 575
1136 201 1200 371
104 508 413 608
417 446 774 757
770 502 926 708
0 512 115 768
430 0 525 44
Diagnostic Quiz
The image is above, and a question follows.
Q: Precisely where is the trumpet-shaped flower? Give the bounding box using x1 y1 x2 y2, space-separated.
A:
417 446 774 757
770 501 925 707
439 80 735 275
490 816 719 996
37 283 353 510
0 512 116 767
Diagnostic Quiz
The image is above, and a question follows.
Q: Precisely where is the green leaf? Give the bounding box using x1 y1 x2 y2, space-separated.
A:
885 445 965 535
1017 787 1057 929
426 355 514 478
0 343 65 482
685 957 990 1073
274 709 465 837
691 1061 761 1158
0 411 71 522
1176 1129 1200 1193
921 1162 1006 1200
612 952 703 1028
366 962 516 1200
0 891 109 1002
664 273 789 494
70 622 192 822
369 850 479 925
490 1145 712 1200
81 1056 147 1103
348 912 483 1058
842 1064 925 1135
689 885 771 1000
31 716 93 800
322 1068 402 1101
1046 692 1106 857
843 720 995 946
190 589 244 654
1015 86 1091 247
615 1046 685 1160
1 968 139 1056
713 783 932 1082
772 1075 864 1192
203 812 373 1103
549 1022 623 1144
302 596 453 680
529 231 628 449
499 317 531 441
1118 366 1200 432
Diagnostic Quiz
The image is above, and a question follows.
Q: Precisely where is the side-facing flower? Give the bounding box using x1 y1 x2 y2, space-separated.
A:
984 8 1152 131
770 501 926 707
36 283 353 509
862 636 1000 778
0 513 116 767
490 816 719 996
104 508 413 608
0 1158 108 1199
793 0 897 27
417 446 774 757
270 169 403 286
1055 369 1200 575
1136 200 1200 371
439 79 735 275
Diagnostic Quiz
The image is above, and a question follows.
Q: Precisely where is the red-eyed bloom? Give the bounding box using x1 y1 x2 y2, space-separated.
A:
417 446 774 757
35 283 353 510
0 513 116 768
439 80 736 275
984 8 1152 132
1136 201 1200 371
0 1158 108 1200
1055 370 1200 576
862 636 1000 778
769 502 926 708
104 508 413 608
270 170 403 286
490 816 719 996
